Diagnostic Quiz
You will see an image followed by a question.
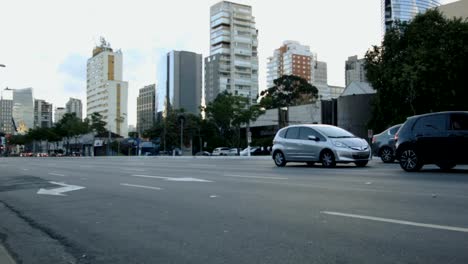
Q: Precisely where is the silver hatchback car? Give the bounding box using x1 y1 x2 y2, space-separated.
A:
272 124 371 168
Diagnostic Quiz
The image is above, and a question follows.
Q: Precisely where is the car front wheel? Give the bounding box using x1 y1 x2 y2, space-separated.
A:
380 147 395 163
399 149 423 172
273 151 287 167
320 150 336 168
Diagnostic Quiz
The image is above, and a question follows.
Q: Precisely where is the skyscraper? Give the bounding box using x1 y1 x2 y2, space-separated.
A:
0 99 13 134
12 88 34 134
266 41 330 100
205 1 259 104
54 107 66 124
66 98 83 120
87 38 129 136
166 51 202 114
382 0 441 33
345 55 368 87
34 99 53 128
137 84 156 135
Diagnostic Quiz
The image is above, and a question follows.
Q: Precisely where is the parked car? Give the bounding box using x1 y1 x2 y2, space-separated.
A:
240 146 270 156
212 147 231 156
371 124 402 163
228 148 240 156
195 151 211 156
395 111 468 172
272 124 371 168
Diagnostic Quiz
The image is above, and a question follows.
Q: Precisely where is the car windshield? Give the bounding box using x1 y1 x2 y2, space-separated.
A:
314 126 356 138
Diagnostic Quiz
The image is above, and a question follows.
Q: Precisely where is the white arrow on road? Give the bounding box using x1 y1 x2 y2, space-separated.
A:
37 181 86 196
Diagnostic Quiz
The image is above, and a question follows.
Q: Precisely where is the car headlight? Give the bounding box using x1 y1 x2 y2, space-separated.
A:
333 141 348 148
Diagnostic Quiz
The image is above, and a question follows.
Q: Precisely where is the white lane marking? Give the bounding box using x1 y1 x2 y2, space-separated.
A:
321 211 468 233
37 182 85 196
120 183 162 190
210 195 219 198
132 175 212 183
224 174 288 180
23 168 29 171
48 173 66 177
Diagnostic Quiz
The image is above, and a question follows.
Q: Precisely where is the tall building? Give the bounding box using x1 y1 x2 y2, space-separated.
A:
0 99 14 134
34 99 53 128
205 1 259 104
166 51 202 114
345 56 368 87
266 41 330 100
66 98 83 120
137 84 156 135
54 107 66 123
12 88 34 134
382 0 441 33
87 38 129 137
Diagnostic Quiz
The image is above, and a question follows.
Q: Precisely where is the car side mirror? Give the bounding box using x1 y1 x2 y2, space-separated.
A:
308 135 319 141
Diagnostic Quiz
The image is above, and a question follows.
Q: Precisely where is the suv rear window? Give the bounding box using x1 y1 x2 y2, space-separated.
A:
414 114 447 133
389 125 401 135
285 127 300 139
450 113 468 130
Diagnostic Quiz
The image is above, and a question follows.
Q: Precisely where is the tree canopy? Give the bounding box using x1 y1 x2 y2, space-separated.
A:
259 75 319 109
365 9 468 132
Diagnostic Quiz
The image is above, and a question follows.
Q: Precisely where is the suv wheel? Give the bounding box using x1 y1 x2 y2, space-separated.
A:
273 151 287 167
436 162 456 171
320 150 336 168
380 147 395 163
399 149 423 172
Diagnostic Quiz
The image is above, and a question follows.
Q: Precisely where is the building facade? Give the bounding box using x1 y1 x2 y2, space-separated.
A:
34 99 53 128
86 38 129 137
12 88 34 134
54 107 66 123
66 98 83 120
266 41 330 100
0 99 14 134
345 55 368 87
439 0 468 19
137 84 156 135
166 51 202 114
382 0 441 33
205 1 259 104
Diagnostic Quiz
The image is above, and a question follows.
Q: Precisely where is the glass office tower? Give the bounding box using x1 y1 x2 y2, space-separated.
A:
382 0 441 33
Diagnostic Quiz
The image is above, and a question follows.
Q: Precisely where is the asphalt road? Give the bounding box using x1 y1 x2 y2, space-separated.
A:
0 157 468 264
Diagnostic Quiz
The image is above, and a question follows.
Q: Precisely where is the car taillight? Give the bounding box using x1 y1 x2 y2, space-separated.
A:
394 132 399 142
371 136 376 144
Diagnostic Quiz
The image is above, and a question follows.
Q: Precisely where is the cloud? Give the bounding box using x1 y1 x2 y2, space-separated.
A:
58 54 87 81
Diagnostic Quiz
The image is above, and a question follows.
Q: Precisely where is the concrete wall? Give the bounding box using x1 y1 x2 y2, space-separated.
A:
337 94 375 139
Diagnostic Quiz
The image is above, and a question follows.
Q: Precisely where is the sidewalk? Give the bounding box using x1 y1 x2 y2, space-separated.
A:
0 244 15 264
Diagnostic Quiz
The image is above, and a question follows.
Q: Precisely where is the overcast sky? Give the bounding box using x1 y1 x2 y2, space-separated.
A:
0 0 457 126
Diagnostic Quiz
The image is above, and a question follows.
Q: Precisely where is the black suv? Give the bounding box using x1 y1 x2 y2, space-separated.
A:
395 111 468 172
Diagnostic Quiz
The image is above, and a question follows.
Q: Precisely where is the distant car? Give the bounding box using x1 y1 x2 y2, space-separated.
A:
228 148 240 156
212 147 231 156
272 124 371 168
240 147 258 156
240 146 270 156
396 111 468 172
195 151 211 156
371 124 402 163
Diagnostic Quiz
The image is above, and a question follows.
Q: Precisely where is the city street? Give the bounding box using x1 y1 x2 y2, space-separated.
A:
0 157 468 264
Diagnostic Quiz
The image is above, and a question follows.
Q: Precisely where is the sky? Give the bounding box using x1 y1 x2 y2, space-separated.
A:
0 0 458 126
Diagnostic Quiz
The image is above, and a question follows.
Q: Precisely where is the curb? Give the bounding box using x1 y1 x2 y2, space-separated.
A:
0 244 15 264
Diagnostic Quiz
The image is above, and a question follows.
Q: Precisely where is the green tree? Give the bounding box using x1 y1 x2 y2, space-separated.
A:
365 10 468 132
87 112 107 135
55 113 89 155
259 75 319 109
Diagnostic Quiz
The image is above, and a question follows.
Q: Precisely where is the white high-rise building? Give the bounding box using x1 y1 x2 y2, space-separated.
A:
86 38 128 137
204 1 259 104
66 98 83 120
54 107 66 123
345 55 368 87
266 41 330 100
34 99 53 128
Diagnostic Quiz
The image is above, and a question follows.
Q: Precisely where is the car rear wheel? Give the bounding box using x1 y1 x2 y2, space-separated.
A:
436 162 456 171
380 147 395 163
355 161 368 167
399 149 423 172
273 151 287 167
320 150 336 168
